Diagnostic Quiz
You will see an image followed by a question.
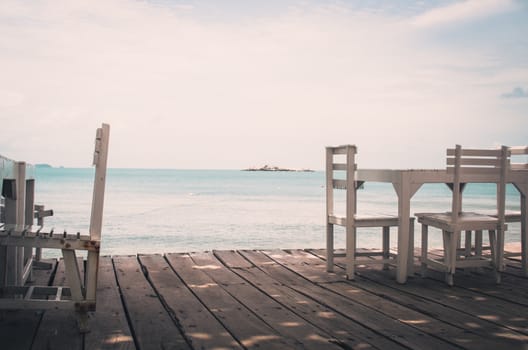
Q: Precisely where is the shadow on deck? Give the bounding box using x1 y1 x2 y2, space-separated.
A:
1 244 527 350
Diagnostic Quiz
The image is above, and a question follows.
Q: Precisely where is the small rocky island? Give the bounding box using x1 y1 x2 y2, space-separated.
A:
243 165 314 172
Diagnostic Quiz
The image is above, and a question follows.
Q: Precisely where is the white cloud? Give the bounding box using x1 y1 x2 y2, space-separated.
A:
0 91 24 107
411 0 518 28
0 0 526 169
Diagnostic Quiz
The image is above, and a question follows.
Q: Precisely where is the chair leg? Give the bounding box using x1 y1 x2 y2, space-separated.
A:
408 218 415 276
475 230 483 258
345 226 356 280
497 226 505 273
488 230 497 267
382 226 390 270
488 229 502 284
85 251 99 302
495 271 501 284
446 230 458 286
465 230 472 257
443 230 450 283
62 249 84 301
445 272 454 286
495 226 504 285
326 223 334 272
421 224 428 277
521 194 527 277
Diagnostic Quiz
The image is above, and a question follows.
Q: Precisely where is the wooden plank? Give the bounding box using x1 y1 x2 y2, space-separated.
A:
447 158 501 167
328 145 355 155
28 258 57 286
332 179 347 189
49 257 82 290
306 249 528 349
429 265 528 306
84 256 135 350
1 253 60 350
112 255 190 350
138 254 242 350
240 250 456 350
0 310 42 350
89 123 109 241
31 258 83 350
511 163 528 170
318 249 528 336
189 251 343 350
165 252 300 350
447 149 502 157
332 163 347 171
215 250 405 350
510 146 528 155
417 247 528 306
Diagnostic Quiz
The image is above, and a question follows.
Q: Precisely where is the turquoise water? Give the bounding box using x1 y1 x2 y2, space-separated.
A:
34 168 523 256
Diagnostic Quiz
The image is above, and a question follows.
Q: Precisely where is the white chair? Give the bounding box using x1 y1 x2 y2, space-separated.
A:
326 145 414 279
0 123 110 331
458 146 527 276
416 145 509 286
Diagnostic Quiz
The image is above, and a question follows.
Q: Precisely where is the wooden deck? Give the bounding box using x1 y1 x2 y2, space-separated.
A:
1 245 528 350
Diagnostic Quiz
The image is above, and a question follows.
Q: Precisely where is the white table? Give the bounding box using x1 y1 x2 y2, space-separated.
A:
356 168 528 283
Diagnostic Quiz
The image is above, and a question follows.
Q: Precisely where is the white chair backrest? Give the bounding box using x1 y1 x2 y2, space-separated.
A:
510 146 528 170
89 124 110 240
446 145 509 222
326 145 357 220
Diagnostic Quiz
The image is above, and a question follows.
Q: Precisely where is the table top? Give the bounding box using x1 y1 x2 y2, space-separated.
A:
356 168 528 185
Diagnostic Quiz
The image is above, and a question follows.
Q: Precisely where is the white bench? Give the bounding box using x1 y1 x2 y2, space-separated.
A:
0 123 110 332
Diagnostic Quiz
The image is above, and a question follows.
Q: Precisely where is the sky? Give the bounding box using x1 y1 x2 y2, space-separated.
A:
0 0 527 170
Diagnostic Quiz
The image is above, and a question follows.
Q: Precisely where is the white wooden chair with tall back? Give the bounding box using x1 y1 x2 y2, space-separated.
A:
463 145 528 276
326 145 414 279
0 123 110 332
416 145 509 286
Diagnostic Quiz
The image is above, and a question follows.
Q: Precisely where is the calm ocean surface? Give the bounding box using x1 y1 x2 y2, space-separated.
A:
34 168 523 257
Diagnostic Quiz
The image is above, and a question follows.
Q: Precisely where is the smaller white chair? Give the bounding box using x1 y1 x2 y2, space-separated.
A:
326 145 414 279
416 145 509 286
458 146 527 276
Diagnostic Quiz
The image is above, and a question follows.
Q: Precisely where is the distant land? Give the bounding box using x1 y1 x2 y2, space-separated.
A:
35 163 52 168
243 165 314 172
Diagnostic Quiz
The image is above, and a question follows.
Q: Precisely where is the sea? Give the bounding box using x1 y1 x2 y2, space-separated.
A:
33 168 523 257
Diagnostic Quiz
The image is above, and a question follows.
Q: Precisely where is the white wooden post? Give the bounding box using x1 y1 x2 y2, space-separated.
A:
89 124 110 241
345 145 357 279
14 162 26 286
495 146 508 275
24 179 35 282
3 179 15 285
325 147 334 272
85 124 110 302
395 172 411 284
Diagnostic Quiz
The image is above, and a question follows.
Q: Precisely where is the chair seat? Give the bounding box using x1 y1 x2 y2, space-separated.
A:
329 214 402 227
491 210 521 223
416 212 501 232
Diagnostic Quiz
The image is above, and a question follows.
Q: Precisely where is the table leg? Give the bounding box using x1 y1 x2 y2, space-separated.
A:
407 218 415 276
394 173 422 284
326 223 334 272
514 183 528 277
395 174 411 284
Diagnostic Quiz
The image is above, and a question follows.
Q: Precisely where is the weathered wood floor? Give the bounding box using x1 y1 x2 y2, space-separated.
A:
1 245 528 350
